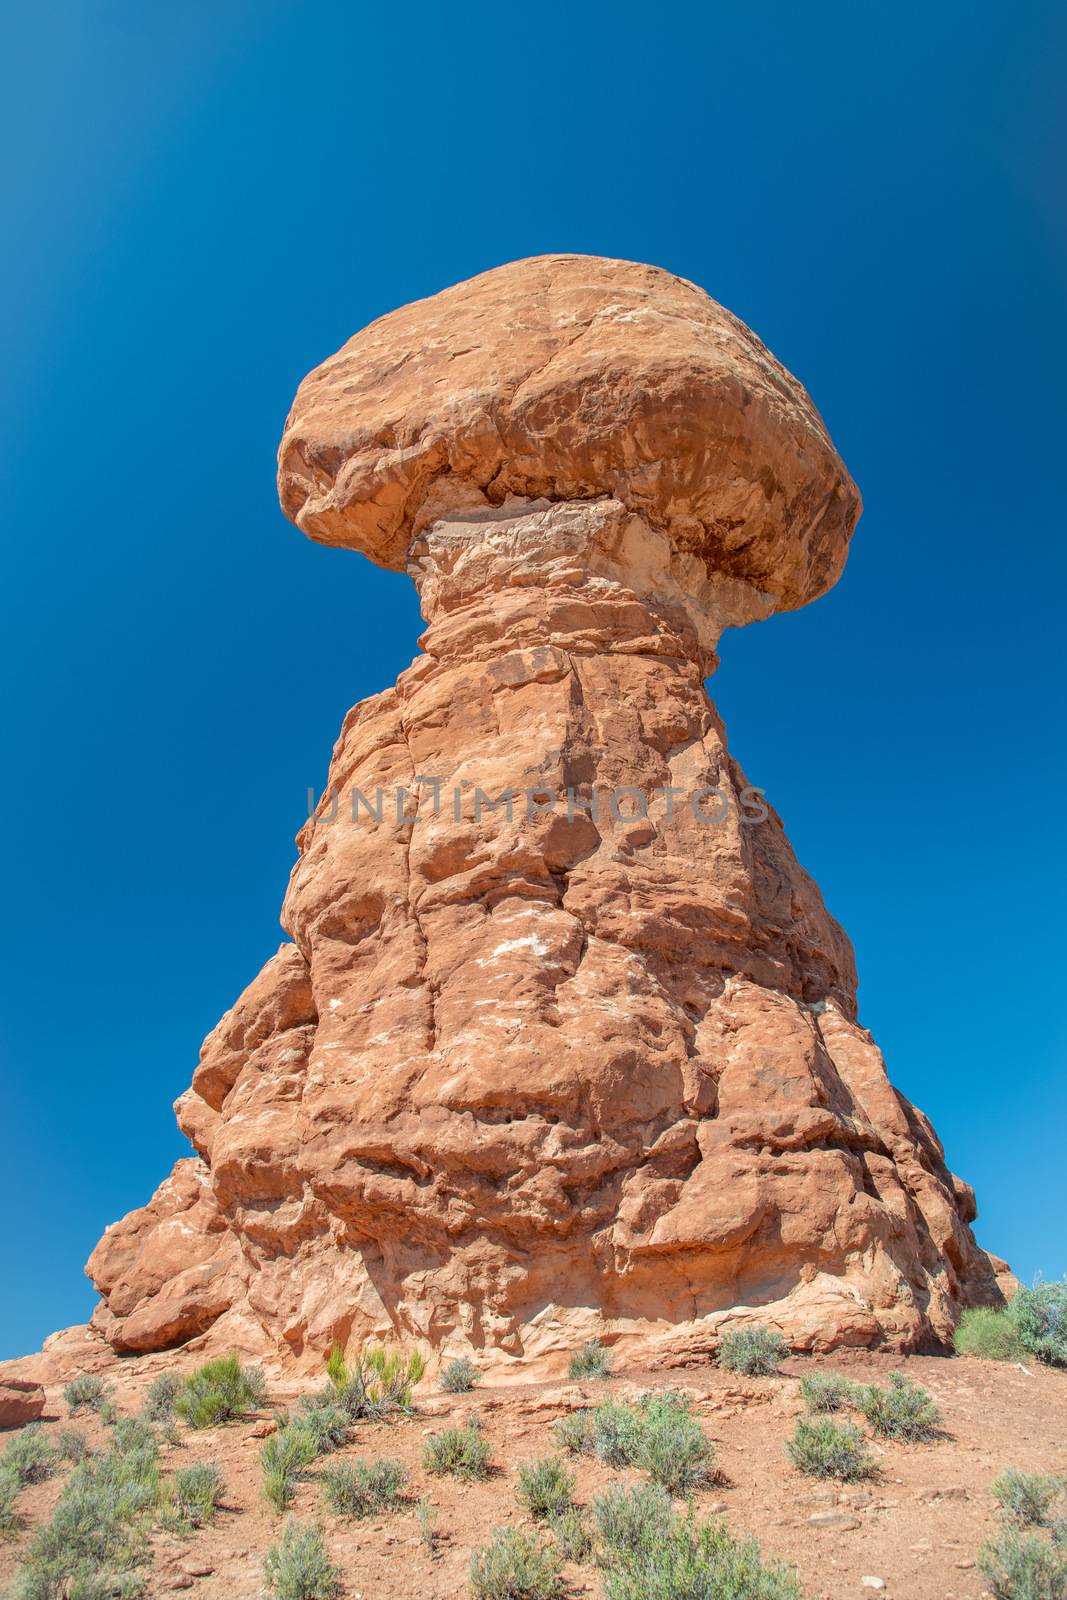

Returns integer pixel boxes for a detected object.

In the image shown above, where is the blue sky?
[1,0,1064,1360]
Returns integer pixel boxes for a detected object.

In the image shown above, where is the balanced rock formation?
[84,256,1003,1368]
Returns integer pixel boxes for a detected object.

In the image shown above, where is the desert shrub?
[553,1411,595,1455]
[787,1417,875,1481]
[602,1512,802,1600]
[142,1373,182,1421]
[7,1430,161,1599]
[262,1423,319,1513]
[54,1429,89,1464]
[293,1401,349,1456]
[440,1357,479,1394]
[587,1400,641,1468]
[593,1482,673,1561]
[416,1496,439,1555]
[568,1341,613,1381]
[110,1419,158,1458]
[799,1372,857,1413]
[321,1457,408,1519]
[993,1470,1064,1528]
[2,1424,55,1485]
[630,1392,716,1496]
[716,1327,788,1377]
[423,1416,492,1481]
[1010,1278,1067,1369]
[173,1355,266,1429]
[860,1371,940,1442]
[978,1526,1067,1600]
[517,1457,575,1521]
[263,1518,341,1600]
[63,1375,111,1416]
[171,1462,224,1529]
[549,1504,594,1564]
[469,1525,564,1600]
[0,1466,21,1539]
[954,1307,1026,1362]
[322,1342,425,1420]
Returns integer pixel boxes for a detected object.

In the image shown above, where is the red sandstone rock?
[37,257,1005,1372]
[0,1378,45,1428]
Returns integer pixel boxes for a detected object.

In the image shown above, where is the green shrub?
[549,1504,594,1564]
[469,1525,564,1600]
[799,1372,856,1413]
[954,1307,1026,1361]
[787,1417,875,1481]
[553,1411,595,1456]
[293,1401,349,1456]
[321,1457,409,1519]
[517,1457,575,1520]
[171,1462,225,1528]
[860,1371,940,1442]
[263,1518,341,1600]
[423,1417,492,1481]
[568,1341,613,1381]
[8,1429,161,1599]
[630,1393,716,1496]
[993,1470,1064,1528]
[593,1482,673,1560]
[602,1512,802,1600]
[416,1497,439,1556]
[322,1342,425,1420]
[142,1373,182,1421]
[2,1424,55,1485]
[978,1526,1067,1600]
[63,1375,111,1416]
[716,1327,787,1377]
[173,1355,266,1429]
[54,1429,89,1464]
[440,1357,479,1394]
[261,1424,319,1513]
[1010,1278,1067,1369]
[111,1418,158,1458]
[587,1400,641,1468]
[0,1466,21,1539]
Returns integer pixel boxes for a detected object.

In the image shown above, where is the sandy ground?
[3,1351,1066,1599]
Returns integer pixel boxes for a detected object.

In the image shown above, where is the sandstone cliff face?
[84,257,1002,1368]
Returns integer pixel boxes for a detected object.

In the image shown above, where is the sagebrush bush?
[323,1342,425,1420]
[631,1393,716,1496]
[7,1428,161,1599]
[174,1355,266,1428]
[716,1327,788,1377]
[469,1525,564,1600]
[261,1424,319,1513]
[593,1481,673,1560]
[1010,1278,1067,1369]
[799,1372,856,1413]
[322,1458,408,1519]
[787,1417,875,1481]
[54,1429,89,1464]
[142,1373,182,1421]
[993,1470,1063,1528]
[2,1424,55,1486]
[517,1457,575,1520]
[440,1356,479,1394]
[0,1466,21,1540]
[111,1418,158,1458]
[602,1512,802,1600]
[63,1375,110,1416]
[553,1411,595,1456]
[294,1401,349,1456]
[568,1341,613,1381]
[416,1496,439,1555]
[423,1417,492,1481]
[860,1371,940,1442]
[263,1518,341,1600]
[171,1462,225,1529]
[549,1504,594,1564]
[978,1526,1067,1600]
[953,1307,1026,1362]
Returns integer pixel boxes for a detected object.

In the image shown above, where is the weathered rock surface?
[0,1377,45,1428]
[45,256,1005,1371]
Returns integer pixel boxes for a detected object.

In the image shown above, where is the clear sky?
[1,0,1064,1361]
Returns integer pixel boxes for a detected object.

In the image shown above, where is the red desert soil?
[2,1352,1065,1600]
